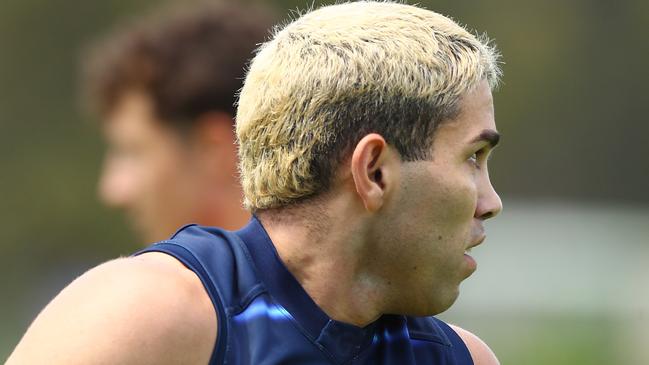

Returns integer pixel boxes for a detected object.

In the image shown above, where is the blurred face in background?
[99,91,247,243]
[99,91,196,242]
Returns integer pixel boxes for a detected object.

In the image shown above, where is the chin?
[430,287,461,315]
[408,288,460,317]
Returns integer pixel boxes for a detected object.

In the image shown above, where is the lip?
[467,234,486,250]
[463,234,484,274]
[463,253,477,272]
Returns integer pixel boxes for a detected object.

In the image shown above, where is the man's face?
[99,92,199,243]
[380,80,502,315]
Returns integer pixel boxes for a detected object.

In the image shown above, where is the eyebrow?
[471,129,501,148]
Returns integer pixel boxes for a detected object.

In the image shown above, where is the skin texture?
[99,91,249,243]
[7,82,500,364]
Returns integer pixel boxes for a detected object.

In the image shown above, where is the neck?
[259,195,390,327]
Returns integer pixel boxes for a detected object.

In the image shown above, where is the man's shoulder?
[7,254,216,365]
[448,324,500,365]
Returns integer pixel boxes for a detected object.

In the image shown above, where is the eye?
[468,149,486,169]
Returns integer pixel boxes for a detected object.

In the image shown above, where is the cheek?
[386,164,478,250]
[145,143,189,190]
[439,178,477,223]
[415,170,477,227]
[407,172,478,263]
[142,150,203,221]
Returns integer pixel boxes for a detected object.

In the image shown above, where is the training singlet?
[135,217,473,365]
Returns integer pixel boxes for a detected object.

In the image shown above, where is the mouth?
[462,233,485,273]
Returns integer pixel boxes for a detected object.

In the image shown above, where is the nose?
[98,157,137,208]
[475,174,502,220]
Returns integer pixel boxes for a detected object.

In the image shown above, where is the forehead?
[103,91,186,146]
[433,81,496,147]
[105,92,156,135]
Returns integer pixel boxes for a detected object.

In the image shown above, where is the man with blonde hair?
[8,2,503,364]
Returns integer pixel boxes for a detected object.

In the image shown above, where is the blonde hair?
[236,1,501,211]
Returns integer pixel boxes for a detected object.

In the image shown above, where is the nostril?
[479,211,494,220]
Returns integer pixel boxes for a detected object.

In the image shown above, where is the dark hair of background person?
[81,0,274,128]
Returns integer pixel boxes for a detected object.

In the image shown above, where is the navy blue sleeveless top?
[135,217,473,365]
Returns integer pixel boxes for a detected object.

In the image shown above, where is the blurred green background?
[1,0,647,363]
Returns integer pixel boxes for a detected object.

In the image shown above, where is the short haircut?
[237,1,501,211]
[82,1,274,128]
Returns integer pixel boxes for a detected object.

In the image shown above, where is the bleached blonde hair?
[236,1,501,211]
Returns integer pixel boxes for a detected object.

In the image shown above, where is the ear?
[350,133,399,212]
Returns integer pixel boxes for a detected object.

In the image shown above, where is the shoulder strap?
[433,318,474,365]
[133,224,238,365]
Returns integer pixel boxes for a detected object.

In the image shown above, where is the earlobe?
[350,133,395,212]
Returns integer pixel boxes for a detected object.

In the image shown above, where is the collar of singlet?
[235,216,378,363]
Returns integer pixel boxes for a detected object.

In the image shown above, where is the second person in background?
[83,1,275,242]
